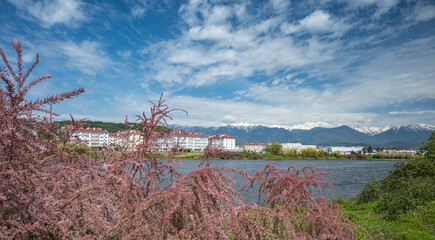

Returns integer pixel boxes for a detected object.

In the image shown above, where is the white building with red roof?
[243,143,267,153]
[161,131,209,152]
[60,127,109,148]
[209,133,236,151]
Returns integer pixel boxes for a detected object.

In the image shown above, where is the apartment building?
[60,127,109,148]
[61,127,236,152]
[160,131,209,152]
[322,146,364,154]
[209,133,236,151]
[114,130,143,149]
[243,143,267,153]
[282,142,317,151]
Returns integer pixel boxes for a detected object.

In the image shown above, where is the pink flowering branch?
[0,41,374,239]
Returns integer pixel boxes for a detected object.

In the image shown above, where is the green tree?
[367,145,373,153]
[301,148,319,158]
[265,142,282,155]
[420,131,435,160]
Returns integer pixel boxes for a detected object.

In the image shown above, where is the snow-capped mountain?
[403,123,435,131]
[353,126,393,136]
[227,122,337,131]
[168,123,434,148]
[352,124,435,136]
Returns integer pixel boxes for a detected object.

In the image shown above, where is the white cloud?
[300,10,333,33]
[236,36,435,117]
[130,0,435,127]
[132,7,147,18]
[413,2,435,22]
[144,16,336,88]
[340,0,399,18]
[117,50,132,59]
[8,0,87,28]
[270,0,290,14]
[281,10,350,35]
[161,95,380,127]
[59,40,113,75]
[141,1,352,88]
[389,110,435,115]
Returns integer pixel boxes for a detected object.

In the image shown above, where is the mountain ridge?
[168,123,435,148]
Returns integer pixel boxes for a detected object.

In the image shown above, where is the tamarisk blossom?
[0,41,371,239]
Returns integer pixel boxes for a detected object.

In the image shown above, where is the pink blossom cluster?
[1,42,371,239]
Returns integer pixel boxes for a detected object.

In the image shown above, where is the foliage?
[355,132,435,221]
[339,199,433,239]
[0,42,368,239]
[299,148,318,158]
[61,142,91,155]
[373,152,413,160]
[264,142,283,155]
[420,131,435,160]
[56,120,171,134]
[335,132,435,239]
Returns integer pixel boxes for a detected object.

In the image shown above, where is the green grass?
[338,199,435,239]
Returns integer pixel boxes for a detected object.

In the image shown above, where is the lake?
[174,159,400,203]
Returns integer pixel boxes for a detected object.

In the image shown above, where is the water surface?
[174,159,399,202]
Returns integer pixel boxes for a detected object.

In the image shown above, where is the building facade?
[243,143,267,153]
[209,134,236,151]
[60,127,109,148]
[160,131,209,152]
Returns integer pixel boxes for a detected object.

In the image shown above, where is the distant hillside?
[56,120,133,133]
[56,120,171,133]
[291,126,373,146]
[173,125,299,143]
[372,124,435,148]
[169,124,434,148]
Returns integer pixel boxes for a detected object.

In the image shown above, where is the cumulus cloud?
[237,36,435,116]
[142,1,340,89]
[7,0,87,28]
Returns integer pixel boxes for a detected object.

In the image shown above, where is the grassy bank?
[338,199,434,239]
[334,133,435,239]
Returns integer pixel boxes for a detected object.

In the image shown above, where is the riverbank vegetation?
[337,132,435,239]
[170,147,413,160]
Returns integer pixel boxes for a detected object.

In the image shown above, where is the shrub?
[300,147,319,158]
[0,41,368,239]
[356,132,435,219]
[264,142,282,155]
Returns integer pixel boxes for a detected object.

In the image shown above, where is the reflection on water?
[174,159,399,202]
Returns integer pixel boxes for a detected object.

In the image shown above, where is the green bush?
[264,142,282,155]
[356,132,435,219]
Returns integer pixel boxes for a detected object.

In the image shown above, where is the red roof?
[169,130,207,137]
[209,133,235,139]
[60,127,108,133]
[244,143,267,146]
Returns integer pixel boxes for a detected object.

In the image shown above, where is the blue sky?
[1,0,434,128]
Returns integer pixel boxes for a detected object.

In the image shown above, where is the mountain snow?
[403,123,435,131]
[353,126,393,136]
[175,122,434,136]
[226,122,336,131]
[227,122,260,129]
[353,124,435,135]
